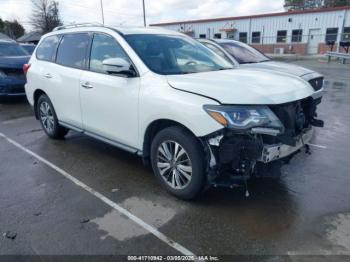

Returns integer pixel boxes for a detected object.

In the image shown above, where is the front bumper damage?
[202,96,323,187]
[260,128,313,163]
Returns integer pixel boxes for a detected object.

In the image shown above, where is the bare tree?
[30,0,62,33]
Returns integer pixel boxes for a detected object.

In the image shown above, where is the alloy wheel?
[39,101,54,133]
[157,140,193,190]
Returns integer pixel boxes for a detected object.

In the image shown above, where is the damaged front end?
[202,97,324,188]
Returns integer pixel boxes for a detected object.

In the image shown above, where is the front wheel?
[37,94,68,139]
[151,126,205,200]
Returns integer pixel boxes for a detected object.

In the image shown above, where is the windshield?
[219,41,270,64]
[21,45,36,54]
[0,43,29,57]
[125,34,234,75]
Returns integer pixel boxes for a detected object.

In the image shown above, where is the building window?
[239,32,248,43]
[252,32,261,44]
[214,33,221,39]
[342,27,350,41]
[199,34,206,39]
[325,28,338,42]
[292,29,303,42]
[277,30,287,43]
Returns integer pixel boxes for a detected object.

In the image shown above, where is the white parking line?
[0,132,195,257]
[307,143,327,149]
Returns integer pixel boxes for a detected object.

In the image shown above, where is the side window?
[56,33,90,69]
[36,35,60,62]
[343,27,350,41]
[326,28,338,42]
[239,32,248,43]
[277,30,287,43]
[292,29,303,43]
[203,42,231,63]
[214,33,222,39]
[252,32,261,44]
[89,33,129,74]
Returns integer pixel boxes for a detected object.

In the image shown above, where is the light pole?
[100,0,105,25]
[142,0,146,27]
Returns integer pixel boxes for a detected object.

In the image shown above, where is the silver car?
[198,38,324,99]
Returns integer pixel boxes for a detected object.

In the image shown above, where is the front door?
[308,29,322,54]
[80,33,140,148]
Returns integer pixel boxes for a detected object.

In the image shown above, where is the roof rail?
[53,22,104,31]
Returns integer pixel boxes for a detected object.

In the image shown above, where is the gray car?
[198,38,324,99]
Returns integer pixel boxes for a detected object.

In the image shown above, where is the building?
[151,6,350,55]
[17,31,43,45]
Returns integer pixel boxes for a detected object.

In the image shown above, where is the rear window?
[36,35,60,61]
[0,43,28,57]
[56,33,90,69]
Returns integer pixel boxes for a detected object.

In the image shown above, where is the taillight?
[23,64,31,75]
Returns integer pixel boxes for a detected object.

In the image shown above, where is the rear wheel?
[37,94,68,139]
[151,126,205,200]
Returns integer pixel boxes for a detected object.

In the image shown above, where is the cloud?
[0,0,285,31]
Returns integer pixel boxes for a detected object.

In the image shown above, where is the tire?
[37,94,68,139]
[151,126,205,200]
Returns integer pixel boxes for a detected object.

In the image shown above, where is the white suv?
[25,25,323,199]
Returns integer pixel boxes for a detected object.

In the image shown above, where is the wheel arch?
[33,89,47,120]
[142,119,201,165]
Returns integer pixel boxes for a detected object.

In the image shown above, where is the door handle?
[44,73,52,79]
[81,82,93,89]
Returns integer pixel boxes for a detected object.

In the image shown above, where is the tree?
[30,0,62,33]
[284,0,307,10]
[0,19,25,39]
[285,0,350,10]
[324,0,350,7]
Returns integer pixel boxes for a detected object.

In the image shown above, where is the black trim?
[58,120,142,155]
[167,82,222,105]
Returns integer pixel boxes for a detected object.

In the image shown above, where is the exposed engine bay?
[202,96,324,190]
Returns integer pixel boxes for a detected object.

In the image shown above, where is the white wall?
[160,9,350,45]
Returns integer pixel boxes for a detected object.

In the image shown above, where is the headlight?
[0,70,7,78]
[203,105,284,133]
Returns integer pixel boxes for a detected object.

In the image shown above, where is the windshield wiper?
[240,61,258,64]
[218,67,234,71]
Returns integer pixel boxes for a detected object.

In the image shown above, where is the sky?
[0,0,285,31]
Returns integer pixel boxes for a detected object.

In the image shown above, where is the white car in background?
[25,25,323,199]
[197,38,324,98]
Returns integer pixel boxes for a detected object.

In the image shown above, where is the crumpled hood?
[167,68,315,105]
[0,56,30,69]
[240,61,316,77]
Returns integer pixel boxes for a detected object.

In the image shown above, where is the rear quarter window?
[36,35,60,61]
[56,33,90,69]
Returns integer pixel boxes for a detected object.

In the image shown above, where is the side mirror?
[102,58,136,77]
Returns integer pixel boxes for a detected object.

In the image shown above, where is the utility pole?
[100,0,105,25]
[142,0,146,27]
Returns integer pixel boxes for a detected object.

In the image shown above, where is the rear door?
[28,35,61,105]
[52,33,91,128]
[80,33,140,148]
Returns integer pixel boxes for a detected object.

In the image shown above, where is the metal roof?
[0,32,12,41]
[17,31,42,42]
